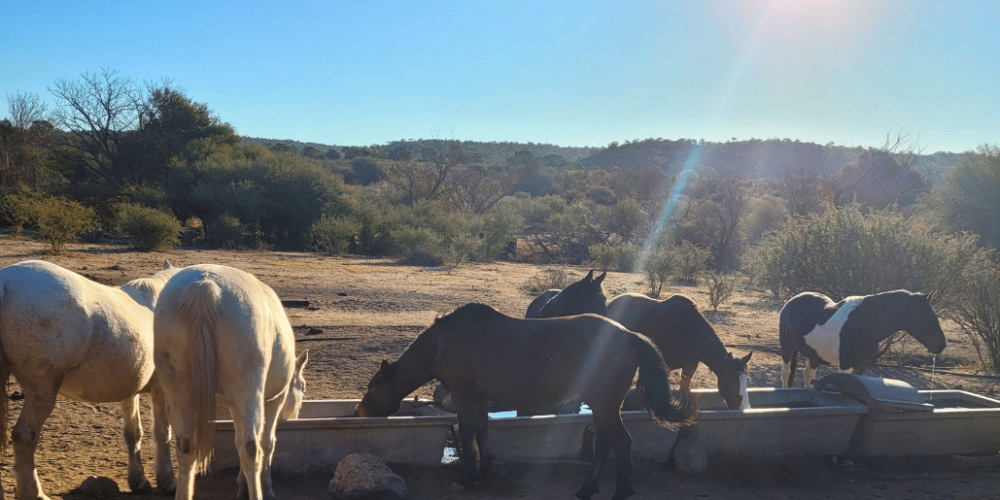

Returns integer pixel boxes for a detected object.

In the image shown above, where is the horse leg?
[608,415,635,500]
[257,394,284,500]
[149,383,177,493]
[802,358,818,388]
[679,365,696,400]
[576,411,614,500]
[121,394,153,492]
[473,396,493,483]
[234,399,266,500]
[781,350,797,387]
[452,394,478,488]
[11,384,59,500]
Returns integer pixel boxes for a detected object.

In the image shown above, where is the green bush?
[117,203,182,251]
[589,242,639,273]
[31,196,96,253]
[206,214,246,249]
[309,214,361,255]
[589,243,616,272]
[674,240,711,284]
[744,204,986,301]
[0,192,35,238]
[391,225,445,266]
[642,247,675,298]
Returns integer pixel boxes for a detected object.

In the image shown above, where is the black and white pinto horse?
[779,289,946,387]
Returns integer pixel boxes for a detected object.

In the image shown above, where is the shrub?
[705,271,737,312]
[527,267,572,293]
[744,204,984,301]
[953,260,1000,372]
[31,196,96,253]
[642,247,675,298]
[614,243,639,273]
[206,214,247,249]
[391,225,445,266]
[117,203,182,252]
[589,243,616,272]
[0,192,35,238]
[309,214,361,255]
[674,240,711,284]
[473,201,522,262]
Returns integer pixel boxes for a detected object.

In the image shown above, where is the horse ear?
[380,359,390,372]
[584,269,594,282]
[296,349,309,371]
[594,271,607,286]
[741,351,753,364]
[925,290,936,303]
[162,260,172,270]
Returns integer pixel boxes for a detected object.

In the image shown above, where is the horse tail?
[0,287,7,458]
[176,279,223,474]
[627,332,697,428]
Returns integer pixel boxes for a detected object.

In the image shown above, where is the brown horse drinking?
[608,293,753,410]
[355,303,695,500]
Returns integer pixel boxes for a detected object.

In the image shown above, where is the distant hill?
[243,136,965,182]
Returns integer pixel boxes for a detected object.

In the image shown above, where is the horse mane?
[435,303,502,326]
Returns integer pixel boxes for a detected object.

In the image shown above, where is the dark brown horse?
[355,303,695,500]
[526,270,608,318]
[608,293,753,410]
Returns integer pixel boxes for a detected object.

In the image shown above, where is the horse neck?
[391,329,440,397]
[694,329,732,374]
[120,270,177,310]
[855,293,912,343]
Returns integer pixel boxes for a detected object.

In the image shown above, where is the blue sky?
[2,0,997,153]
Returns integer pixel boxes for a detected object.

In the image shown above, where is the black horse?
[526,270,608,318]
[779,290,946,387]
[355,304,695,500]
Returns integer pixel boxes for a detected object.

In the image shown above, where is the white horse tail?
[177,279,223,473]
[0,286,7,458]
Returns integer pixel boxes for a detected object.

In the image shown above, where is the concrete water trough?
[211,399,456,473]
[486,387,869,462]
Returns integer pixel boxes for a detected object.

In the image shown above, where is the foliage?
[470,200,522,261]
[391,225,445,266]
[705,271,737,312]
[0,191,36,237]
[29,196,96,253]
[206,214,246,249]
[744,204,986,302]
[642,246,675,298]
[938,145,1000,250]
[589,242,639,273]
[116,203,182,251]
[308,214,361,255]
[953,259,1000,372]
[673,240,711,283]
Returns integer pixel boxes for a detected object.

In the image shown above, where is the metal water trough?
[211,400,456,473]
[486,387,869,462]
[813,374,1000,456]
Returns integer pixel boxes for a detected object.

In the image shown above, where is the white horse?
[154,264,308,500]
[0,260,181,500]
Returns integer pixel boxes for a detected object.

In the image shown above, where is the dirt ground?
[1,236,999,500]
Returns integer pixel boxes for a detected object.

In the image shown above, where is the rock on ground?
[329,452,407,500]
[72,475,121,496]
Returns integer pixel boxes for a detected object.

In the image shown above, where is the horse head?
[717,351,753,410]
[906,292,946,354]
[281,350,310,420]
[120,261,183,310]
[355,360,405,417]
[537,270,608,318]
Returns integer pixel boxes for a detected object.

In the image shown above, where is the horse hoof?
[130,478,153,493]
[611,488,636,500]
[575,486,597,500]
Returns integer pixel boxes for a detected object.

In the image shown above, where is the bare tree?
[49,69,150,186]
[7,91,48,129]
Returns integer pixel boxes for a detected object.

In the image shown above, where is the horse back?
[609,293,718,368]
[436,312,636,412]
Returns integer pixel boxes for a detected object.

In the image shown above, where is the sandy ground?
[1,236,999,500]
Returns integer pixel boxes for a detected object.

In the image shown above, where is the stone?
[72,476,120,496]
[329,453,407,500]
[673,425,708,476]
